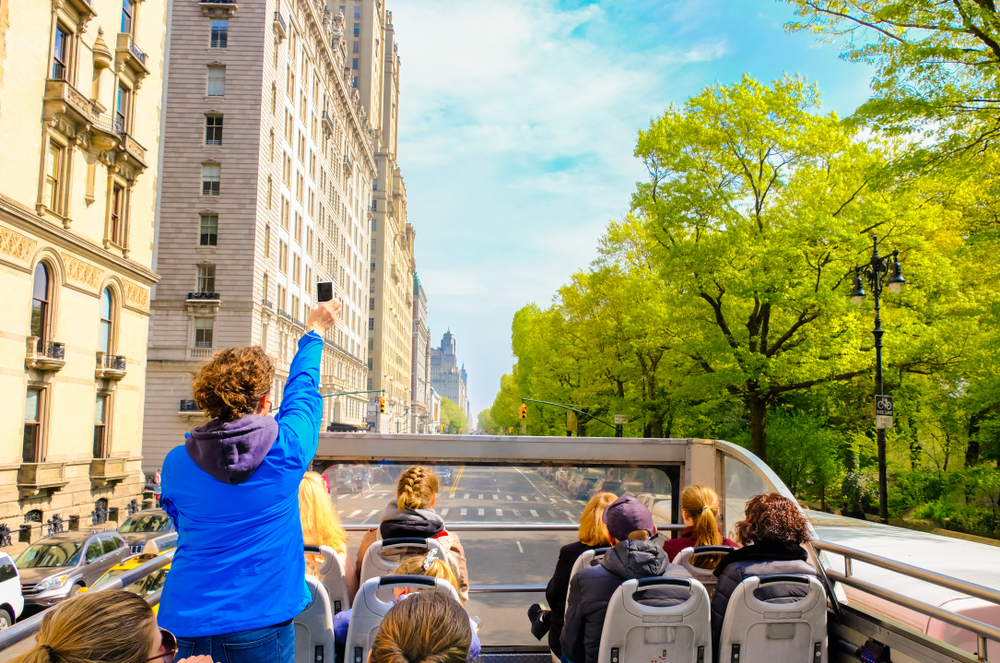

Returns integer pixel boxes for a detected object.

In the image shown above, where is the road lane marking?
[512,509,521,517]
[362,509,380,523]
[449,493,455,498]
[548,510,558,518]
[530,510,539,517]
[492,495,499,500]
[496,509,503,516]
[516,540,523,553]
[448,466,466,496]
[348,510,362,517]
[506,495,513,501]
[464,494,470,499]
[563,499,573,504]
[563,510,576,521]
[478,494,483,500]
[521,496,528,501]
[536,497,545,502]
[460,508,467,516]
[478,508,485,516]
[338,510,345,514]
[550,498,558,503]
[440,508,449,516]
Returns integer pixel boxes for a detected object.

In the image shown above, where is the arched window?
[31,263,51,344]
[99,288,113,354]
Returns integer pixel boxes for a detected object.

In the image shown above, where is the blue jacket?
[158,332,323,637]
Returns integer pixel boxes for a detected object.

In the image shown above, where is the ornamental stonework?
[123,279,149,311]
[0,226,36,263]
[62,253,103,288]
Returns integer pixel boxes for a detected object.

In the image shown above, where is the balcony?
[179,399,206,418]
[278,308,291,321]
[273,11,287,41]
[323,111,334,134]
[25,338,65,372]
[121,132,147,167]
[115,32,150,82]
[200,0,238,17]
[90,457,128,488]
[292,317,305,329]
[261,298,274,310]
[17,462,68,500]
[96,352,127,380]
[188,347,213,360]
[187,291,220,301]
[343,154,353,174]
[43,79,99,129]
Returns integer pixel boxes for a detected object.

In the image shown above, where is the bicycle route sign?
[875,395,894,430]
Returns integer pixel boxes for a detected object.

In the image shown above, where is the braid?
[397,466,439,511]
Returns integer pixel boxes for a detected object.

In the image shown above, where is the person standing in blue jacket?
[159,300,340,663]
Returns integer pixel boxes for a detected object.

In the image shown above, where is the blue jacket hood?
[186,414,279,485]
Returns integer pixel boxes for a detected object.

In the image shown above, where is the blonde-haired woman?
[355,465,470,603]
[662,484,738,569]
[528,491,617,660]
[371,590,473,663]
[299,471,358,599]
[10,589,211,663]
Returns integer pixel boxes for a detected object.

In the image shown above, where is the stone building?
[0,0,165,539]
[430,330,468,420]
[142,0,377,470]
[410,273,430,433]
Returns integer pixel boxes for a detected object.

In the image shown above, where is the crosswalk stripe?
[548,510,558,518]
[563,499,573,504]
[521,496,528,501]
[530,509,539,517]
[512,509,521,517]
[536,496,545,502]
[506,495,513,501]
[440,508,449,516]
[338,510,345,514]
[449,493,455,498]
[464,494,470,499]
[348,509,362,517]
[492,495,499,500]
[496,509,503,516]
[478,508,485,516]
[460,508,467,516]
[563,510,576,521]
[478,494,484,500]
[550,498,558,503]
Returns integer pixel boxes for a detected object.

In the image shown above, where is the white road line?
[464,493,470,499]
[478,508,485,516]
[478,494,484,500]
[440,508,449,516]
[548,510,558,518]
[338,510,345,514]
[506,495,513,501]
[516,540,523,553]
[348,509,362,517]
[563,510,576,521]
[521,496,528,501]
[550,498,558,503]
[512,509,521,517]
[449,493,455,498]
[362,509,380,523]
[536,496,545,502]
[530,510,539,517]
[460,508,467,516]
[563,499,573,504]
[496,508,503,516]
[492,495,499,500]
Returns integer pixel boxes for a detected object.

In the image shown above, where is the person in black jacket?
[527,492,617,659]
[561,495,691,663]
[711,493,817,660]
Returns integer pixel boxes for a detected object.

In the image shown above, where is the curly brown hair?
[734,493,812,546]
[192,346,274,422]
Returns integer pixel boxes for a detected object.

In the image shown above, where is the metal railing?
[814,539,1000,661]
[261,298,274,310]
[121,33,147,66]
[35,340,65,360]
[187,291,220,300]
[179,399,199,412]
[101,354,127,370]
[273,11,287,34]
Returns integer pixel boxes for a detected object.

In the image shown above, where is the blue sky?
[387,0,876,422]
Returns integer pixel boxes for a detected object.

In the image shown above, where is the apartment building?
[142,0,377,470]
[0,0,164,539]
[411,273,430,433]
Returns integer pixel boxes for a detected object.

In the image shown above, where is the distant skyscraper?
[411,274,430,433]
[430,330,468,424]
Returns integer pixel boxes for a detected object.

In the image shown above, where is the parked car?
[437,466,453,485]
[117,509,176,554]
[84,552,172,613]
[329,468,356,494]
[0,552,23,630]
[15,531,131,609]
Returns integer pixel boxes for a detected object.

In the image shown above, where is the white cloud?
[682,39,729,62]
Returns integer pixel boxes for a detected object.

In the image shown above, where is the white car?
[0,552,24,630]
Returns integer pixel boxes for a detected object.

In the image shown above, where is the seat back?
[306,544,352,614]
[565,547,611,610]
[673,546,737,599]
[294,574,337,663]
[718,574,827,663]
[597,577,711,663]
[358,537,450,589]
[344,575,461,663]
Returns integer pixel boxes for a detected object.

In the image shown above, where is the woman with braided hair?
[355,465,470,603]
[369,589,472,663]
[662,485,738,568]
[9,589,212,663]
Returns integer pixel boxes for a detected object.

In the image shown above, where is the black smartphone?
[317,281,334,302]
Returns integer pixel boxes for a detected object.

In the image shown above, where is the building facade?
[0,0,164,539]
[142,0,377,470]
[410,273,429,433]
[430,330,468,420]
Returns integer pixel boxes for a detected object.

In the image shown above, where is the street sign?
[614,414,628,424]
[566,411,577,432]
[875,395,894,430]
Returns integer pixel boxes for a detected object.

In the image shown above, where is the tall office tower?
[430,330,468,424]
[142,0,377,470]
[411,274,430,433]
[0,0,165,538]
[362,9,415,433]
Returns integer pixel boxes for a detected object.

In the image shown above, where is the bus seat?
[597,576,711,663]
[358,537,450,597]
[717,574,827,663]
[345,575,461,663]
[307,544,352,614]
[565,547,611,610]
[673,546,738,599]
[294,574,337,663]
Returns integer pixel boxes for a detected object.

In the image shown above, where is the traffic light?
[519,404,527,420]
[379,397,386,414]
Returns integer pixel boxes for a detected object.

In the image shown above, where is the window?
[279,240,287,272]
[354,22,360,37]
[352,76,358,88]
[368,317,374,330]
[52,24,69,80]
[195,318,214,348]
[31,264,51,343]
[85,539,102,561]
[305,265,312,289]
[99,288,113,354]
[354,6,360,18]
[262,272,269,301]
[281,197,290,228]
[285,110,293,141]
[23,388,42,462]
[121,0,135,34]
[264,223,270,258]
[296,173,303,202]
[352,58,358,70]
[197,264,216,293]
[205,115,223,144]
[210,19,228,48]
[109,184,125,244]
[45,142,64,213]
[208,65,226,96]
[291,294,300,318]
[278,284,287,310]
[294,213,302,243]
[101,537,120,555]
[369,297,374,310]
[202,164,220,195]
[271,83,277,114]
[353,41,359,53]
[283,155,292,185]
[292,254,300,284]
[199,214,218,246]
[267,176,273,208]
[269,130,275,161]
[306,227,313,255]
[116,83,131,133]
[93,395,107,458]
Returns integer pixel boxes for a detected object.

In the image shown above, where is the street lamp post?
[850,235,906,525]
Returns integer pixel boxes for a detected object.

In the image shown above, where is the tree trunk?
[747,393,768,463]
[649,418,663,438]
[967,409,985,467]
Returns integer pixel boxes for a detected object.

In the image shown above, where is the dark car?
[576,476,601,500]
[117,510,176,555]
[329,468,356,494]
[598,479,625,496]
[16,531,131,609]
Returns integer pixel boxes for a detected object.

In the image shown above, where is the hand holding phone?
[317,281,334,302]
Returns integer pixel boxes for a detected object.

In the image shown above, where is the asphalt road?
[332,465,674,648]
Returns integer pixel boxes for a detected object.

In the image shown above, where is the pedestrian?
[158,300,340,663]
[662,485,738,568]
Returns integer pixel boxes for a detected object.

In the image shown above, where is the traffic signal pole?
[519,398,621,437]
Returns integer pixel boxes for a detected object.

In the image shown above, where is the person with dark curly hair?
[710,493,817,660]
[158,300,340,663]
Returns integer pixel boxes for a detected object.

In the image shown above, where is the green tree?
[440,397,467,435]
[477,408,495,433]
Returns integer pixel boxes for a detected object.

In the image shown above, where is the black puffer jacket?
[561,539,692,663]
[710,541,817,661]
[545,541,607,659]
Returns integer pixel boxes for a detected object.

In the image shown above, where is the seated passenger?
[710,493,817,657]
[561,495,692,663]
[299,471,359,599]
[527,492,617,659]
[370,588,472,663]
[355,465,470,603]
[663,484,738,568]
[10,589,211,663]
[334,552,481,661]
